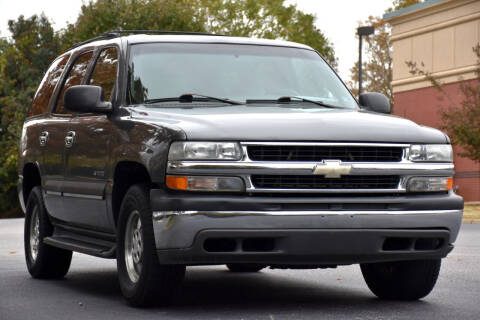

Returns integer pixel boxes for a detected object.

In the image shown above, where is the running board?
[44,236,116,258]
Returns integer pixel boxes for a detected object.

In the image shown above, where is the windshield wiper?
[246,96,346,109]
[144,93,244,105]
[276,96,346,109]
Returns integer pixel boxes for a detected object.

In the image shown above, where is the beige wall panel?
[454,20,479,67]
[392,70,477,93]
[433,27,455,72]
[388,0,480,93]
[392,0,480,36]
[412,33,433,71]
[392,38,412,80]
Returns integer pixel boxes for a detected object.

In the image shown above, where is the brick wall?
[394,79,480,201]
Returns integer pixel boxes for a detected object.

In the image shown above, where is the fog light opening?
[414,238,444,250]
[382,237,413,251]
[203,238,237,252]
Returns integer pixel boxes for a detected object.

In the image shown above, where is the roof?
[383,0,448,20]
[124,34,313,50]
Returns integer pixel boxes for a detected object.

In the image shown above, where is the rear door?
[43,50,94,223]
[63,46,119,231]
[28,54,70,216]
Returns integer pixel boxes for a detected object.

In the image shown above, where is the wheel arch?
[21,162,42,213]
[111,161,152,227]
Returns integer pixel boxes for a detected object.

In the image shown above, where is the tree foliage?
[0,0,336,218]
[60,0,336,67]
[349,16,392,106]
[0,15,62,217]
[407,45,480,162]
[349,0,422,109]
[60,0,206,49]
[195,0,336,67]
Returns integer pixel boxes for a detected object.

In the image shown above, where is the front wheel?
[361,259,441,300]
[117,184,185,307]
[24,186,72,278]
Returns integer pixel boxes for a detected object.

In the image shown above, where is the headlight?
[168,142,242,161]
[409,144,453,162]
[407,177,453,192]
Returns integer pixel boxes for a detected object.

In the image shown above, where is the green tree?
[194,0,336,67]
[62,0,336,67]
[60,0,206,49]
[0,14,62,217]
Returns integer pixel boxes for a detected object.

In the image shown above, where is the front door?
[63,113,111,230]
[62,46,119,231]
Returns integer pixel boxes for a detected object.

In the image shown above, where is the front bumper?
[151,189,463,265]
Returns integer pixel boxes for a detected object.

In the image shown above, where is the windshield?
[128,43,358,109]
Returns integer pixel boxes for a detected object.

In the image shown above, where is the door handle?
[39,131,49,147]
[65,131,76,148]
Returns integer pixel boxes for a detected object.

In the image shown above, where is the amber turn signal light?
[166,176,188,190]
[446,177,453,190]
[165,175,245,192]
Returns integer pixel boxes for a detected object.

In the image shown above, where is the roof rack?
[67,30,225,51]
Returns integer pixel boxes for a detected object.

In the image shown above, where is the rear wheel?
[361,259,441,300]
[226,263,266,273]
[24,186,72,278]
[117,184,185,307]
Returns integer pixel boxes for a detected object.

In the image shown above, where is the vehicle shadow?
[41,265,431,318]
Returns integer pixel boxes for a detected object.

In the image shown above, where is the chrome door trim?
[63,192,103,200]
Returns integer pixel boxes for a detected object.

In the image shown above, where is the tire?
[361,259,441,300]
[226,263,266,273]
[117,184,185,307]
[24,186,72,279]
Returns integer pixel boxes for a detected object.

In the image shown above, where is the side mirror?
[359,92,391,114]
[64,85,112,114]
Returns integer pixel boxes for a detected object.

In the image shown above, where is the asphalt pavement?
[1,218,479,320]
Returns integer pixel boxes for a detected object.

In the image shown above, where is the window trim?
[50,49,95,116]
[85,45,120,104]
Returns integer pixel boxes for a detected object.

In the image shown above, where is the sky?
[0,0,394,81]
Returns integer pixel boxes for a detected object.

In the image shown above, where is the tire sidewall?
[117,185,155,300]
[24,187,52,275]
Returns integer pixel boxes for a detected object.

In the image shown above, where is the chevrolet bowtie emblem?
[312,160,352,178]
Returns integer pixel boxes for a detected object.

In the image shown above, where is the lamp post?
[357,26,375,96]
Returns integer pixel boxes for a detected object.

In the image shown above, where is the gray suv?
[18,31,463,307]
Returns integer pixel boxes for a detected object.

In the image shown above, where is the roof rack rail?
[105,30,226,37]
[67,30,225,51]
[67,33,119,51]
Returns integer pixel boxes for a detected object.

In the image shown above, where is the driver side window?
[54,51,93,114]
[89,47,118,102]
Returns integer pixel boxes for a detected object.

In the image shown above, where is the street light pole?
[357,26,375,96]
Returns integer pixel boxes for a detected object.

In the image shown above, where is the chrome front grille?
[166,142,455,194]
[247,145,403,162]
[251,175,400,190]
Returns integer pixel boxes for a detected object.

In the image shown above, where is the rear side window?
[29,54,70,117]
[89,47,118,101]
[55,51,93,114]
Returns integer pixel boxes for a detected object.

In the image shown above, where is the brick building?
[384,0,480,201]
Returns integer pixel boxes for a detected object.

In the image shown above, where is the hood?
[129,104,448,144]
